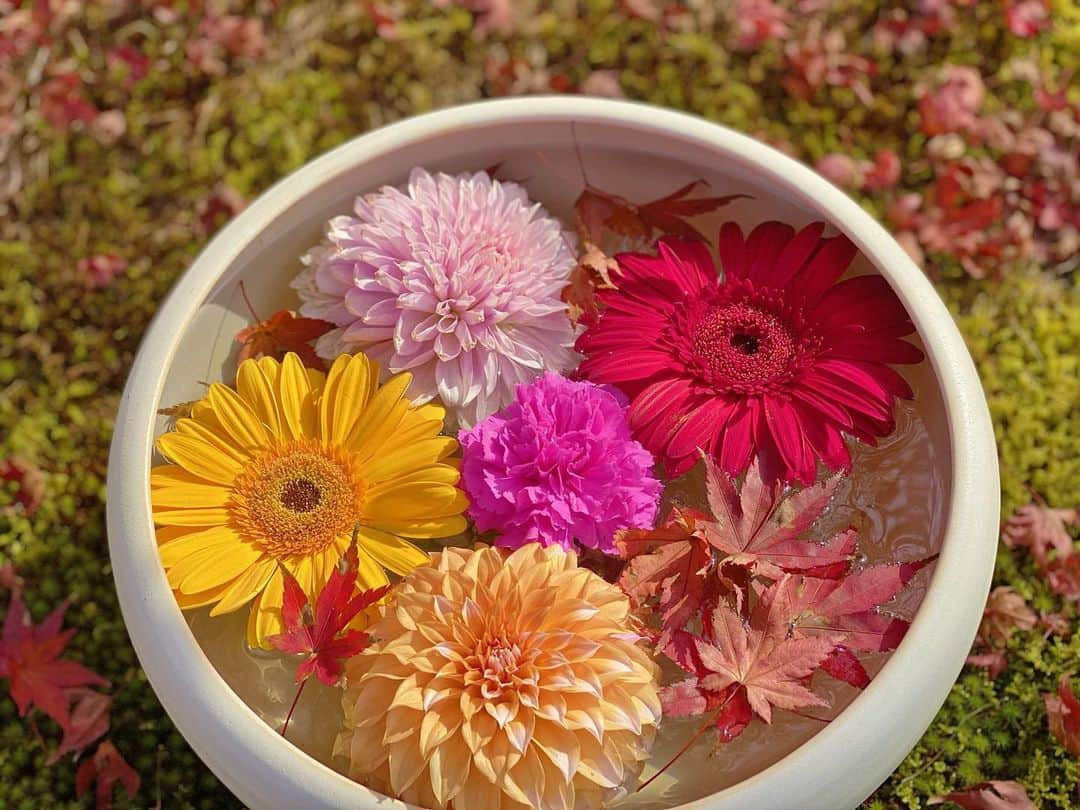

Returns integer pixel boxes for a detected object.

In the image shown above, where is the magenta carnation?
[576,222,924,485]
[459,372,661,554]
[292,168,579,427]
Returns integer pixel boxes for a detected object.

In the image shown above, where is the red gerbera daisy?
[576,221,924,484]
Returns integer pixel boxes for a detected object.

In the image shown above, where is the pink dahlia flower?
[459,372,661,554]
[292,168,579,427]
[576,222,924,485]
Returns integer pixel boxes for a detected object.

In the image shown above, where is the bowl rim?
[106,96,999,810]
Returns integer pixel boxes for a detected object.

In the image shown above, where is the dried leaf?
[75,740,140,810]
[46,687,111,765]
[966,650,1008,680]
[0,591,108,729]
[156,400,199,419]
[1002,502,1077,567]
[235,309,334,370]
[1044,674,1080,756]
[0,456,45,518]
[574,179,746,244]
[977,586,1037,648]
[563,242,620,322]
[928,780,1036,809]
[267,545,389,687]
[702,457,855,578]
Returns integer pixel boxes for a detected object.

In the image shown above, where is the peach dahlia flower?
[336,544,661,809]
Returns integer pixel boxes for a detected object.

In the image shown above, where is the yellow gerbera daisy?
[150,351,467,648]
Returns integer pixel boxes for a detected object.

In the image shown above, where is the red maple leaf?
[46,687,111,765]
[235,309,333,370]
[661,584,840,728]
[928,780,1036,810]
[766,559,935,655]
[267,545,389,687]
[701,457,855,579]
[75,740,140,810]
[575,179,746,243]
[616,508,715,647]
[1044,674,1080,757]
[0,591,107,729]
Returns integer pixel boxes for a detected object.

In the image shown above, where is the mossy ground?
[1,1,1077,807]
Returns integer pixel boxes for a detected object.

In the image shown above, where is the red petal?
[656,237,720,294]
[667,399,731,462]
[717,222,749,280]
[762,221,826,288]
[764,398,816,485]
[718,402,756,476]
[794,234,857,307]
[742,222,795,282]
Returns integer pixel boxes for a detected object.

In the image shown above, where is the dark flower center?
[689,301,805,394]
[280,478,321,513]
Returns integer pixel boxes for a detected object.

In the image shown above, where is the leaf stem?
[280,678,307,739]
[637,690,736,794]
[238,280,261,323]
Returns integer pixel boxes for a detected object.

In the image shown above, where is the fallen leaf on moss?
[46,687,111,765]
[1044,674,1080,756]
[1002,502,1077,567]
[977,586,1037,648]
[928,780,1036,809]
[0,457,45,518]
[75,740,140,810]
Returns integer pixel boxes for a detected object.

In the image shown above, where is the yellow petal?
[358,527,430,576]
[354,544,391,592]
[364,482,467,522]
[278,353,317,441]
[159,524,241,567]
[347,371,413,459]
[362,438,460,483]
[153,506,231,527]
[174,418,251,465]
[210,558,277,616]
[174,581,231,610]
[282,553,316,598]
[156,432,243,485]
[246,568,285,648]
[155,525,198,545]
[321,354,373,446]
[427,737,471,807]
[150,465,231,508]
[176,539,266,594]
[371,514,468,540]
[208,382,271,450]
[236,358,282,438]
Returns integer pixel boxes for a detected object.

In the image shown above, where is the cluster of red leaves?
[234,282,333,369]
[0,580,139,808]
[616,457,932,747]
[1043,675,1080,757]
[816,149,901,193]
[268,541,388,737]
[77,254,128,290]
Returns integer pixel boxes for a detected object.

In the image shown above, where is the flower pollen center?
[229,439,362,558]
[689,301,806,394]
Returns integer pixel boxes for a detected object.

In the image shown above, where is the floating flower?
[292,168,579,428]
[576,223,924,484]
[150,352,467,648]
[337,543,661,809]
[459,372,660,554]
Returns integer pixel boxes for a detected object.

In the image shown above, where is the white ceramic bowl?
[107,97,999,810]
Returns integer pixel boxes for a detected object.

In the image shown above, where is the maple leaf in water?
[46,687,111,765]
[616,508,715,647]
[0,591,107,729]
[235,309,333,370]
[75,740,140,810]
[701,456,855,579]
[928,780,1036,810]
[575,179,747,244]
[1044,674,1080,757]
[267,543,389,687]
[661,583,840,729]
